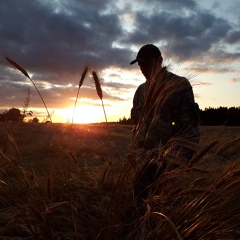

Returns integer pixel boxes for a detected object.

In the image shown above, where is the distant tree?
[200,107,240,126]
[118,116,132,125]
[32,117,39,123]
[1,108,24,122]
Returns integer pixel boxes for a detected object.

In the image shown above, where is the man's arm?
[178,87,200,143]
[131,84,145,125]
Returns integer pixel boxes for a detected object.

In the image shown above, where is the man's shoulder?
[137,82,146,88]
[135,82,146,93]
[166,70,191,88]
[166,70,189,81]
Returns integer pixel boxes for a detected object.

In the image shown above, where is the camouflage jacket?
[131,68,200,154]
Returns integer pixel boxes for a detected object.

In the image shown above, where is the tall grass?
[0,122,240,239]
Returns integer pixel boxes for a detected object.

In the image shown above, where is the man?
[130,44,200,204]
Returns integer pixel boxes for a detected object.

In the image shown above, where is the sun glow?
[58,106,106,124]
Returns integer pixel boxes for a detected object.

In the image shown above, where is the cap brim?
[130,58,148,65]
[130,59,137,65]
[130,57,149,65]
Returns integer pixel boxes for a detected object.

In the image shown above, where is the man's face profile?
[138,58,158,81]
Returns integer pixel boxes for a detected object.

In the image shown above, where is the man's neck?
[146,66,167,82]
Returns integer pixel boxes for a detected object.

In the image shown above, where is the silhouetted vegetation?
[118,116,132,125]
[0,108,24,122]
[0,107,33,122]
[30,117,39,123]
[118,107,240,126]
[200,107,240,126]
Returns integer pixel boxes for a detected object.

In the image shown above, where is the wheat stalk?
[5,57,52,123]
[71,66,88,125]
[216,137,240,156]
[152,211,183,240]
[92,70,110,136]
[188,140,218,167]
[92,70,103,100]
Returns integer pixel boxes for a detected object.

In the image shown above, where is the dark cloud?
[135,0,197,10]
[226,30,240,44]
[211,50,240,62]
[126,10,231,60]
[0,0,126,75]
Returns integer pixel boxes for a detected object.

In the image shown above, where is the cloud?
[125,9,231,60]
[192,81,213,87]
[210,50,240,63]
[0,0,127,76]
[229,78,240,83]
[103,81,136,89]
[226,30,240,44]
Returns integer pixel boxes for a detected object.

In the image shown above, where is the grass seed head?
[79,66,89,88]
[92,70,103,100]
[5,57,30,79]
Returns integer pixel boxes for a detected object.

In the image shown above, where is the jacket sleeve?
[167,87,200,163]
[131,84,144,125]
[178,87,200,143]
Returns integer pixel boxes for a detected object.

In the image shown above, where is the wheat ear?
[71,66,88,125]
[5,57,52,123]
[92,70,109,136]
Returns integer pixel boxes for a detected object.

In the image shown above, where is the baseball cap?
[130,44,161,65]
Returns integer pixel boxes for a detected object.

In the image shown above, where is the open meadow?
[0,122,240,239]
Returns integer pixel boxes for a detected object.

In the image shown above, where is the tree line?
[119,107,240,126]
[0,108,39,123]
[1,106,240,125]
[200,107,240,126]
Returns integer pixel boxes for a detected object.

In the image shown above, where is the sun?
[58,106,105,124]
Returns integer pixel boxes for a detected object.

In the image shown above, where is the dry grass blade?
[216,136,240,156]
[5,56,52,123]
[152,211,183,240]
[47,174,51,201]
[45,202,68,215]
[99,161,111,189]
[188,140,218,167]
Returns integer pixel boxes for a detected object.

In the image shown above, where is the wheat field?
[0,122,240,240]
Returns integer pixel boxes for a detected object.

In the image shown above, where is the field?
[0,122,240,239]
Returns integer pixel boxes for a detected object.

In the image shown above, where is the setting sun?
[58,106,106,124]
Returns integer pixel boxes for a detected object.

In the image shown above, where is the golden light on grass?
[0,123,239,239]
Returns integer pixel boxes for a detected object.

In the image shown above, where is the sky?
[0,0,240,123]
